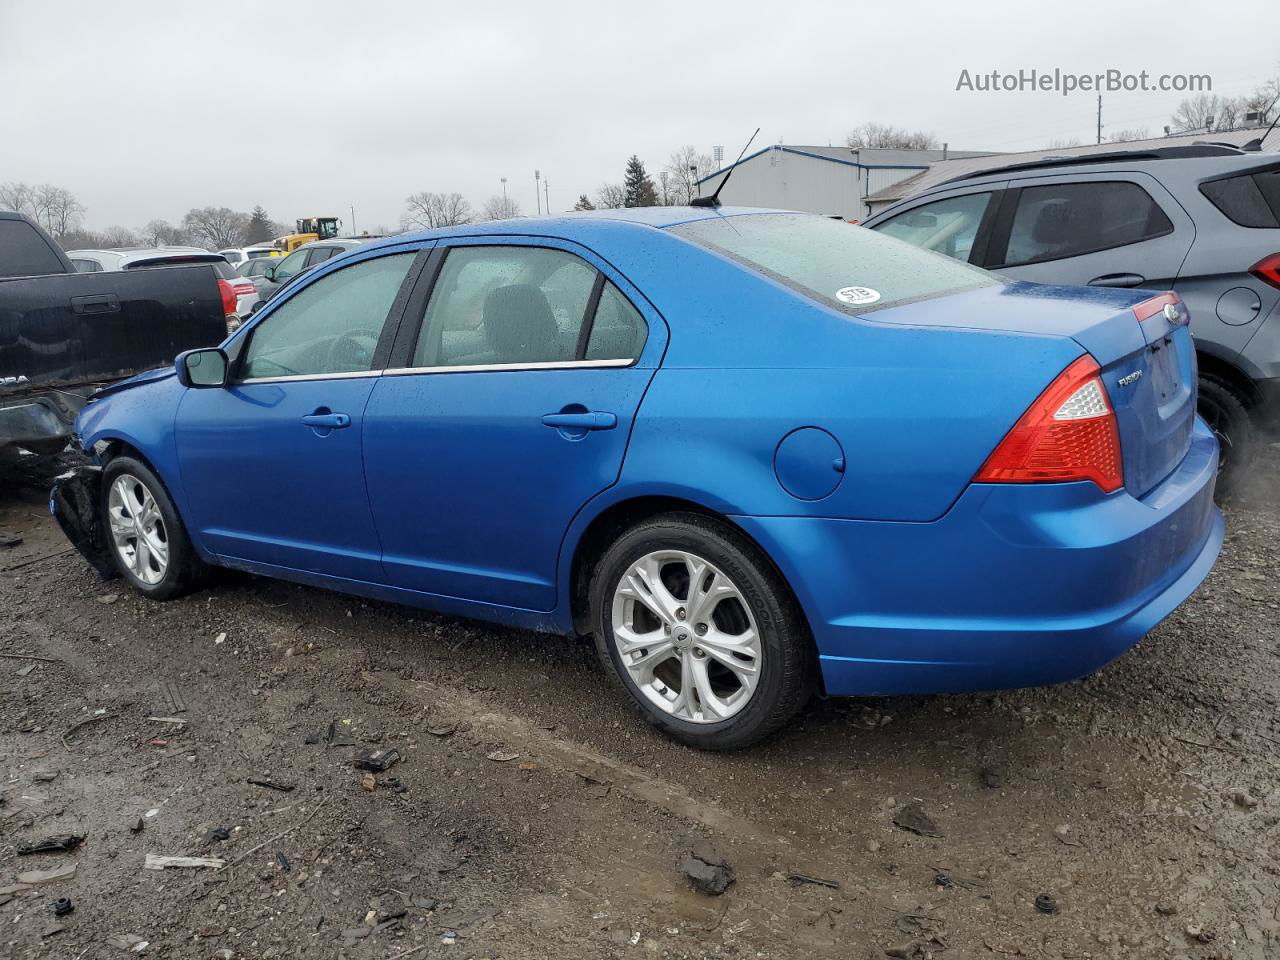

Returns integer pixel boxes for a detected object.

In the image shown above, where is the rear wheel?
[101,456,206,600]
[590,513,813,750]
[1197,373,1253,498]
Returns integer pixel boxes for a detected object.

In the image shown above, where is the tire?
[100,455,207,600]
[1198,373,1254,498]
[589,512,814,750]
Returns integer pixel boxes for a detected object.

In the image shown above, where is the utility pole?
[534,170,541,216]
[1097,95,1103,145]
[349,203,356,235]
[543,179,550,215]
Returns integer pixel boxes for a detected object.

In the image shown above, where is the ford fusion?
[54,208,1224,749]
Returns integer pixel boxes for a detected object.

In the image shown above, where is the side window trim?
[386,240,647,374]
[229,246,434,384]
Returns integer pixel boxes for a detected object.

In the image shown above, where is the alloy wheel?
[107,474,169,585]
[610,550,762,723]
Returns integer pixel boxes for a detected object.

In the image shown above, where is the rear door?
[174,246,427,579]
[983,173,1194,289]
[361,238,664,611]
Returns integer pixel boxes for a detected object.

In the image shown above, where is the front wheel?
[590,513,814,750]
[101,456,206,600]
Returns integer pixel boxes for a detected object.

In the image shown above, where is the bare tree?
[594,183,626,210]
[846,122,939,150]
[478,195,521,221]
[402,192,472,230]
[1108,127,1151,143]
[1171,93,1229,132]
[182,207,249,249]
[1044,137,1084,150]
[140,219,190,246]
[0,182,85,239]
[663,146,716,205]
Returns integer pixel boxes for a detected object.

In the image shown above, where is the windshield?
[668,213,996,312]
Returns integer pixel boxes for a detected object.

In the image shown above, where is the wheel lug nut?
[695,623,708,636]
[676,607,686,620]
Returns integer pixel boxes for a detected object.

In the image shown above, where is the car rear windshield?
[1200,166,1280,228]
[668,213,995,312]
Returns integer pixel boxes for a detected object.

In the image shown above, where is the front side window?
[413,246,601,368]
[240,252,415,379]
[670,212,994,312]
[875,192,992,263]
[1001,180,1174,267]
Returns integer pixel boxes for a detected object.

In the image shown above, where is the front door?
[175,248,423,580]
[362,240,662,611]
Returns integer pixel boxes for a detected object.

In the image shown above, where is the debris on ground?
[1035,893,1059,914]
[106,934,149,953]
[892,802,942,838]
[487,749,520,762]
[978,763,1007,789]
[246,777,295,792]
[17,834,84,855]
[17,863,77,885]
[32,770,58,782]
[0,532,23,547]
[1230,787,1259,809]
[16,663,36,677]
[884,936,947,958]
[127,817,144,834]
[52,897,74,916]
[681,843,735,896]
[786,871,840,889]
[203,827,230,844]
[354,747,402,772]
[143,854,225,870]
[361,772,377,792]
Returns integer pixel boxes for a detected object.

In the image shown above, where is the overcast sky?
[1,0,1275,234]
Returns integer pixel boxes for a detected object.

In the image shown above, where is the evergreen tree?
[246,205,275,243]
[622,156,658,208]
[572,194,596,211]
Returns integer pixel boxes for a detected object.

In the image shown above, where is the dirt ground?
[2,449,1279,960]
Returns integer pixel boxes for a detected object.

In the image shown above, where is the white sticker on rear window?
[835,285,881,305]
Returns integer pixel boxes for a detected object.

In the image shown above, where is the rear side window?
[669,213,994,312]
[1200,168,1280,228]
[874,191,993,263]
[72,258,101,273]
[0,219,67,278]
[1001,181,1174,267]
[586,281,647,361]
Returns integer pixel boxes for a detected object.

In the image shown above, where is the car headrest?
[482,284,558,362]
[1031,200,1073,246]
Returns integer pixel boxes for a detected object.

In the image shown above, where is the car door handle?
[541,411,617,431]
[1088,273,1146,288]
[300,412,351,429]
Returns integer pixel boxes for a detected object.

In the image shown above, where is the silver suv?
[863,145,1280,490]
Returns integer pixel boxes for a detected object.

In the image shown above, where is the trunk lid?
[865,281,1197,497]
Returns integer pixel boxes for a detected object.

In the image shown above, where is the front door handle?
[1089,273,1146,288]
[541,411,617,431]
[300,412,351,429]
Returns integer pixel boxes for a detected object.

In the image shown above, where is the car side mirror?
[176,348,229,388]
[265,263,278,281]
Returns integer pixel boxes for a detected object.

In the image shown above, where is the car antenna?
[1244,90,1280,152]
[690,127,760,207]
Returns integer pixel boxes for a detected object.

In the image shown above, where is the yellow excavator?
[274,216,342,254]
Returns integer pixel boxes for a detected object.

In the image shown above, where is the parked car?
[53,208,1222,749]
[862,145,1280,490]
[66,246,258,320]
[250,238,368,308]
[218,246,281,266]
[0,212,228,457]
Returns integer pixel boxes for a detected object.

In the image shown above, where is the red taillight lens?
[1132,291,1180,323]
[232,281,255,297]
[216,278,238,315]
[974,355,1123,493]
[1249,253,1280,290]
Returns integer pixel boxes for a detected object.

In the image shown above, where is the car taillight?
[1249,253,1280,290]
[232,280,255,297]
[216,278,238,315]
[974,354,1123,493]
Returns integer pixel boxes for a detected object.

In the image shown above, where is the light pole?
[500,177,507,202]
[534,170,541,216]
[544,179,550,215]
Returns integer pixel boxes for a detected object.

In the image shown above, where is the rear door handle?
[71,294,121,315]
[1088,273,1146,288]
[541,411,617,431]
[300,412,351,429]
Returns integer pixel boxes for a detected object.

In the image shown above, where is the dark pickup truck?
[0,211,230,457]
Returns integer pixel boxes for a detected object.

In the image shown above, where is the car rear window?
[0,219,68,278]
[1200,167,1280,228]
[668,213,994,312]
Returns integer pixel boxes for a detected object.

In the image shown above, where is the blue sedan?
[55,207,1224,749]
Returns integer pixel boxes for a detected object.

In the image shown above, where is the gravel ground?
[1,448,1278,960]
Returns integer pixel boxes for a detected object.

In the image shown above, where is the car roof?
[357,206,791,254]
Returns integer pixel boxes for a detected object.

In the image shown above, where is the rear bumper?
[0,391,90,453]
[734,419,1223,696]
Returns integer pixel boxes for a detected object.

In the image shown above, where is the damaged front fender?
[49,465,118,580]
